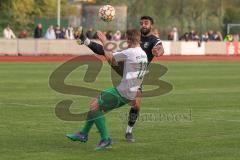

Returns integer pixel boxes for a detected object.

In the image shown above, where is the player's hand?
[152,44,164,57]
[90,98,99,111]
[97,31,107,45]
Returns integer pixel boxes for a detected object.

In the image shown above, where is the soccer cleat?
[125,132,135,142]
[76,39,82,45]
[95,138,112,151]
[66,132,88,142]
[76,29,86,45]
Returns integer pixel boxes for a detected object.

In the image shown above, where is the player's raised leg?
[77,31,105,55]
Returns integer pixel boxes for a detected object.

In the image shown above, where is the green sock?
[94,110,109,140]
[80,111,95,134]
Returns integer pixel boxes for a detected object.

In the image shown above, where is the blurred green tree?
[0,0,239,38]
[0,0,76,36]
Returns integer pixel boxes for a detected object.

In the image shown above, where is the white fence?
[0,39,239,56]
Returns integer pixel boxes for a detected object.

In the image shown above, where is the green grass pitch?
[0,61,240,160]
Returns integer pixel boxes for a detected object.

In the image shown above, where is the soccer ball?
[98,5,115,22]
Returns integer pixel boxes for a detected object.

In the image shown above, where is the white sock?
[84,38,90,46]
[126,125,133,133]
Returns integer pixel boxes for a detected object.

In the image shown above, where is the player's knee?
[131,98,141,109]
[131,101,140,109]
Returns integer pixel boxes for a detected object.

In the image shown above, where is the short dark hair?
[126,28,141,45]
[140,16,154,24]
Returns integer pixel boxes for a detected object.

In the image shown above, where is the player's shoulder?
[149,34,161,42]
[124,47,144,56]
[127,47,147,61]
[122,47,134,54]
[141,34,161,44]
[123,47,141,52]
[129,46,145,52]
[135,47,147,57]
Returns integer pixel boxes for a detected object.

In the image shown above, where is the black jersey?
[140,34,162,62]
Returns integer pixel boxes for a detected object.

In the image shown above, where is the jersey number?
[137,62,148,79]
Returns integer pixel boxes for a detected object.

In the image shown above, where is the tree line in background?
[0,0,239,38]
[0,0,76,35]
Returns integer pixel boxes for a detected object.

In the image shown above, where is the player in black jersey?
[78,16,164,142]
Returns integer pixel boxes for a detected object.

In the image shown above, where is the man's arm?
[152,43,164,57]
[97,31,118,66]
[152,37,164,57]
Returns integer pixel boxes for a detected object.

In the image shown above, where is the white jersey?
[113,47,148,100]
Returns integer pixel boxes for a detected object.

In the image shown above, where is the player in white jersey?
[66,29,148,150]
[114,47,148,100]
[78,16,164,142]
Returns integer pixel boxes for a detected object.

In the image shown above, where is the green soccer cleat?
[66,132,88,142]
[95,138,112,151]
